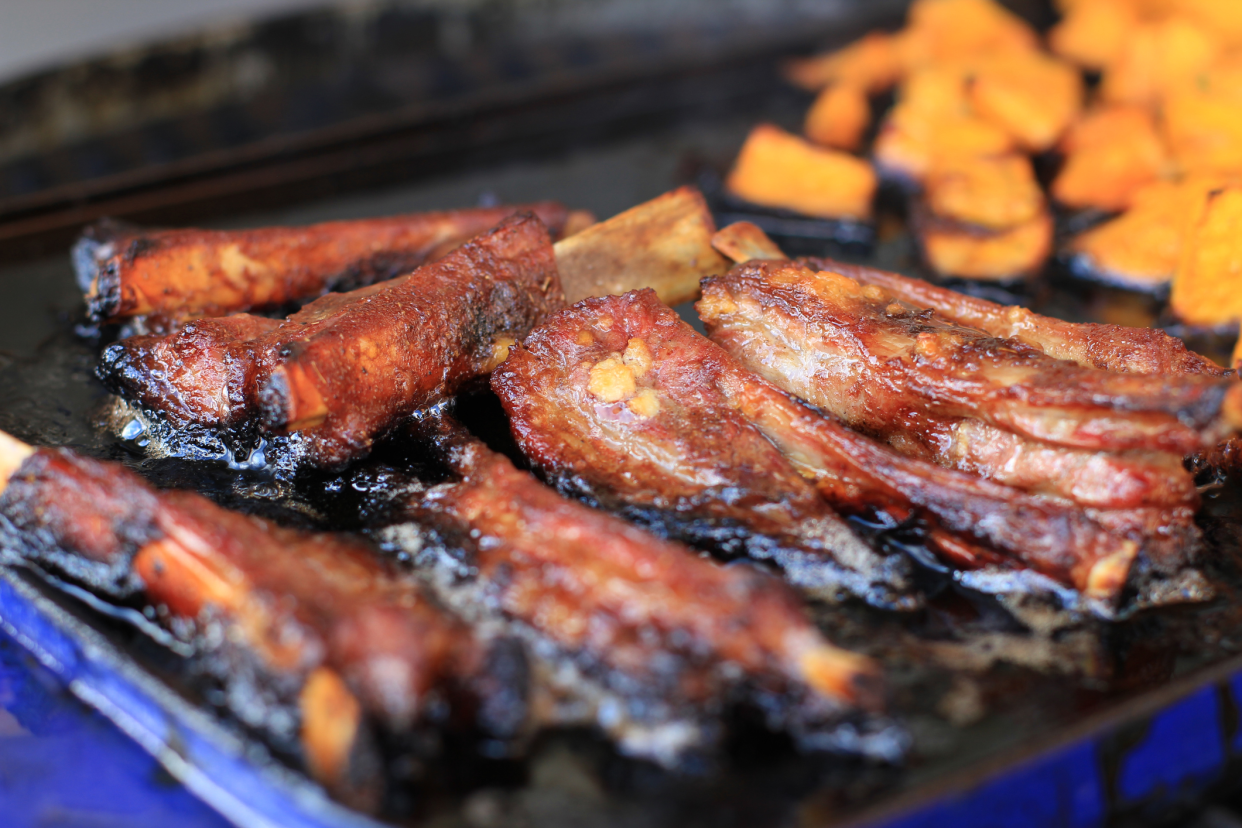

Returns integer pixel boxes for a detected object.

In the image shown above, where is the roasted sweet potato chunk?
[1100,18,1220,107]
[784,31,902,93]
[967,52,1084,151]
[919,211,1053,281]
[1067,177,1230,289]
[924,154,1043,230]
[804,83,871,151]
[726,124,876,220]
[899,0,1039,65]
[1163,90,1242,177]
[1052,105,1167,211]
[1171,186,1242,327]
[873,70,1015,183]
[1049,0,1138,70]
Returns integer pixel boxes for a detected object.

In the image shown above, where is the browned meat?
[99,314,282,429]
[491,295,915,609]
[806,255,1228,377]
[385,420,882,761]
[495,289,1172,611]
[0,441,514,810]
[706,225,1218,508]
[99,213,564,467]
[75,204,574,327]
[698,260,1230,460]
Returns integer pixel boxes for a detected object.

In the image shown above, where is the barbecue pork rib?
[699,259,1230,456]
[373,418,885,764]
[490,293,915,610]
[710,223,1227,509]
[99,212,564,467]
[493,289,1170,611]
[0,434,516,812]
[76,203,576,328]
[808,255,1227,377]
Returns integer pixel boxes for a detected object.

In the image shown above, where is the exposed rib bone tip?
[0,431,34,488]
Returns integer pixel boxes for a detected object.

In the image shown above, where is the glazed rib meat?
[99,213,564,467]
[75,203,575,328]
[699,260,1230,456]
[493,289,1157,609]
[806,255,1228,377]
[694,253,1225,515]
[491,294,915,609]
[0,434,513,811]
[708,224,1222,513]
[379,419,884,763]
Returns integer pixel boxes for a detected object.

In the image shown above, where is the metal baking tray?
[3,2,1242,826]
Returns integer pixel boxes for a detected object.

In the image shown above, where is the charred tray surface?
[3,2,1242,828]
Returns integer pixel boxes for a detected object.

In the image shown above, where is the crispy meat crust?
[491,293,913,608]
[99,214,564,467]
[497,289,1167,605]
[76,204,571,325]
[805,256,1227,376]
[701,260,1229,456]
[0,448,506,809]
[697,261,1199,510]
[406,423,879,713]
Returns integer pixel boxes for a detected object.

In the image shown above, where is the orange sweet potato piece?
[1163,90,1242,176]
[924,154,1044,230]
[1170,186,1242,327]
[1050,0,1139,70]
[726,124,877,220]
[899,0,1040,66]
[874,106,1015,184]
[968,53,1084,151]
[872,68,1016,183]
[1066,177,1228,289]
[920,211,1053,281]
[1052,106,1167,211]
[785,32,903,94]
[1100,18,1220,107]
[804,83,872,151]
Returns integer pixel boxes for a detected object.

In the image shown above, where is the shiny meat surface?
[0,447,507,810]
[76,204,571,327]
[496,289,1170,610]
[383,422,884,762]
[699,260,1230,456]
[491,292,914,609]
[806,256,1228,376]
[99,213,564,467]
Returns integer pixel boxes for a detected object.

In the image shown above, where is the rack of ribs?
[75,203,581,330]
[493,288,1188,613]
[372,418,886,764]
[0,432,510,812]
[97,188,728,470]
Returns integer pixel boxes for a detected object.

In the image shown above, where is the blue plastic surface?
[0,630,232,828]
[0,565,384,828]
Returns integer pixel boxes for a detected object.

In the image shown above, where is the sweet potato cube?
[901,0,1040,65]
[924,154,1044,229]
[1100,18,1220,107]
[804,83,872,151]
[920,211,1053,281]
[785,32,903,94]
[1050,0,1138,70]
[1163,91,1242,176]
[1171,186,1242,326]
[968,53,1084,151]
[1052,106,1167,211]
[726,124,877,220]
[1066,178,1224,289]
[874,105,1015,183]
